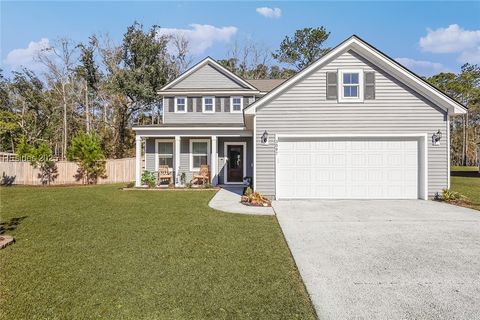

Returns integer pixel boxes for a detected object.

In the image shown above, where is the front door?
[226,144,244,183]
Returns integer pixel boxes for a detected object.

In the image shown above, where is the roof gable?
[160,57,257,91]
[245,36,467,115]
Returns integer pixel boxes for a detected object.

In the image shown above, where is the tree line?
[0,23,478,166]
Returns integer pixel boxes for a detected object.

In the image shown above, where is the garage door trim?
[274,133,428,200]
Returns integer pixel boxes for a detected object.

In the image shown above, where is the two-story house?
[133,35,467,200]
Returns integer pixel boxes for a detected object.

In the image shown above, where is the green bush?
[67,132,106,184]
[141,171,156,188]
[441,189,467,203]
[126,181,135,188]
[17,137,58,185]
[244,186,253,196]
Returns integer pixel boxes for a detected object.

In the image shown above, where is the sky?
[1,1,480,77]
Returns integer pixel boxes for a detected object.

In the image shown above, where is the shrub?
[180,172,186,186]
[203,182,213,189]
[67,132,106,184]
[141,171,156,188]
[241,191,271,207]
[185,182,192,189]
[126,181,135,188]
[244,186,253,196]
[17,137,58,185]
[441,189,468,204]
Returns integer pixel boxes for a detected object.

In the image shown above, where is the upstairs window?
[338,69,364,102]
[202,96,215,113]
[175,97,187,112]
[230,96,243,113]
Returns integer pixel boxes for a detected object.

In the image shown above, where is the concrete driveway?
[273,200,480,320]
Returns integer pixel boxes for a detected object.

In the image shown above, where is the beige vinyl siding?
[255,50,448,198]
[164,96,254,124]
[169,64,247,90]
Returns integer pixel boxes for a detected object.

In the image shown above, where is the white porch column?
[135,135,142,187]
[174,136,181,186]
[211,136,218,185]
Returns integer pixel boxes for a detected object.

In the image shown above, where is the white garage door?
[276,138,419,199]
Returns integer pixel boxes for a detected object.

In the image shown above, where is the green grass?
[451,166,480,210]
[0,185,316,320]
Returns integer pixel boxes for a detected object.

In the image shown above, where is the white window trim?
[338,69,364,103]
[174,96,187,113]
[202,96,215,113]
[155,139,175,172]
[189,138,211,171]
[230,96,243,113]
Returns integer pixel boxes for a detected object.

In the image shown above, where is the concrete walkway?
[274,200,480,320]
[208,186,275,215]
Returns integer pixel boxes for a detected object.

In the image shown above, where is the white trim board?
[224,142,247,184]
[244,36,466,115]
[274,133,428,200]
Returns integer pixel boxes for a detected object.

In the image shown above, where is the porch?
[134,126,253,187]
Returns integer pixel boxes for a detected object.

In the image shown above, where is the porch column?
[174,136,181,187]
[211,135,218,185]
[135,135,142,187]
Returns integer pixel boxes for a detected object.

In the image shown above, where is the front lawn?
[0,185,315,319]
[451,166,480,210]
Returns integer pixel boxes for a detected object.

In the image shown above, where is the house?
[133,35,467,200]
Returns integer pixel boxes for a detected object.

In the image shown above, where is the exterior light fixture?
[432,129,442,146]
[261,130,269,145]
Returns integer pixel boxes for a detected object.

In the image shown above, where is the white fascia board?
[160,57,257,91]
[158,90,261,96]
[133,126,246,131]
[245,36,467,115]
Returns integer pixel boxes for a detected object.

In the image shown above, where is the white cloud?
[256,7,281,18]
[419,24,480,53]
[395,57,448,76]
[458,46,480,64]
[157,24,237,55]
[4,38,51,70]
[419,24,480,64]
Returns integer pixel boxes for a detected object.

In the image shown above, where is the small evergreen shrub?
[141,171,156,188]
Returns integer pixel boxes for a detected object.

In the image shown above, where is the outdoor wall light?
[432,129,442,146]
[261,130,269,145]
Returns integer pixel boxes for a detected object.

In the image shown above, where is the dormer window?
[175,97,187,113]
[202,96,215,113]
[230,96,243,113]
[338,69,364,102]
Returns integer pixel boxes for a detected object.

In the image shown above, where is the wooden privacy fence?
[0,158,136,185]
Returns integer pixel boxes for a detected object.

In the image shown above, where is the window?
[230,96,243,113]
[338,69,364,102]
[190,139,210,171]
[202,96,215,113]
[156,140,174,170]
[175,97,186,113]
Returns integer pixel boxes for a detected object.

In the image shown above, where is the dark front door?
[227,144,244,183]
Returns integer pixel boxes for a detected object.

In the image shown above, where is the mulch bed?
[122,187,220,191]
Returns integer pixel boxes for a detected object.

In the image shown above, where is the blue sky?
[2,1,480,77]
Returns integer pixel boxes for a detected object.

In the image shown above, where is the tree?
[272,27,331,70]
[428,64,480,166]
[67,132,106,184]
[107,22,174,157]
[37,38,78,159]
[16,137,58,185]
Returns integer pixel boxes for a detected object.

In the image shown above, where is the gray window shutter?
[187,97,193,112]
[326,72,338,100]
[364,72,375,100]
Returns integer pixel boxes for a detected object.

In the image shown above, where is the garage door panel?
[277,138,419,199]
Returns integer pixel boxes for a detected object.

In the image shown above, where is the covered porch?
[133,125,253,187]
